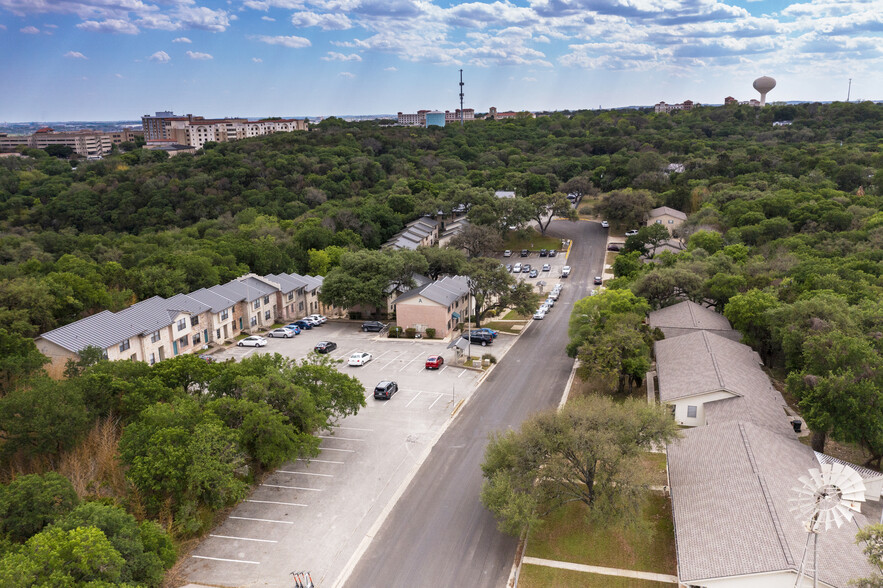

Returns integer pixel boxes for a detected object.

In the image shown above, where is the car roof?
[376,380,392,386]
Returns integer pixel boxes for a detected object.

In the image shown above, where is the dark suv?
[374,380,398,399]
[361,320,387,332]
[520,249,529,257]
[465,331,493,347]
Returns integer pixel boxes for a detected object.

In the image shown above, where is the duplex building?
[393,276,470,338]
[653,100,695,113]
[646,206,687,235]
[648,300,740,342]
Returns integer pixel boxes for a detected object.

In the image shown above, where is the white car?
[301,316,322,326]
[238,335,267,347]
[545,297,555,307]
[561,266,571,278]
[601,220,609,228]
[503,250,512,257]
[625,229,639,237]
[308,314,328,324]
[348,352,373,366]
[533,309,546,320]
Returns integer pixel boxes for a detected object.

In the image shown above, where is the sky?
[1,0,881,121]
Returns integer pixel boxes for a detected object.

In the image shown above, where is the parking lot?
[180,322,516,588]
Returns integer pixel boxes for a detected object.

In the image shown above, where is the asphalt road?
[343,219,607,588]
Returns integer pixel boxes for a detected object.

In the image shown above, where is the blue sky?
[1,0,881,121]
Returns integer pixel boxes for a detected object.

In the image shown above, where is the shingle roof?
[668,421,874,586]
[649,206,687,220]
[187,287,237,314]
[648,300,735,336]
[393,276,469,307]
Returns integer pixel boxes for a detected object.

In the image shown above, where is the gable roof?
[186,288,238,314]
[265,273,308,294]
[38,310,134,353]
[648,301,735,336]
[393,275,469,307]
[649,206,687,220]
[668,421,873,586]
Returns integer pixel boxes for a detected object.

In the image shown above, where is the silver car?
[238,335,267,347]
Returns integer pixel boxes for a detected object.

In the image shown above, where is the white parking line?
[373,349,396,360]
[192,555,260,565]
[317,435,364,442]
[439,365,448,373]
[381,352,403,370]
[399,351,424,372]
[230,516,293,524]
[319,447,355,452]
[429,394,444,409]
[278,470,334,477]
[458,369,468,378]
[405,391,423,407]
[332,426,374,432]
[261,484,323,491]
[295,458,344,464]
[210,534,278,543]
[247,499,308,507]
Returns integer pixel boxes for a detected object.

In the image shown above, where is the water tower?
[753,76,776,106]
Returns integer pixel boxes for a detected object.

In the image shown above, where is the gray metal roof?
[393,275,469,307]
[299,274,323,293]
[265,273,308,294]
[38,310,133,353]
[187,288,238,314]
[668,421,874,586]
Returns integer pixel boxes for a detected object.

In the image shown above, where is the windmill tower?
[789,463,866,587]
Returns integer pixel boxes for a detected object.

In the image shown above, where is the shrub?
[425,328,436,339]
[405,328,417,339]
[0,472,79,542]
[481,353,497,364]
[388,326,403,338]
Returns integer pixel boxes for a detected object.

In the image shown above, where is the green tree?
[595,189,654,229]
[480,395,679,535]
[526,192,578,235]
[687,229,724,254]
[465,258,539,327]
[0,329,48,395]
[723,289,781,363]
[448,223,503,258]
[855,524,883,588]
[419,246,466,280]
[0,472,79,542]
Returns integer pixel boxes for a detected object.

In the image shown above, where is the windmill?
[789,462,866,588]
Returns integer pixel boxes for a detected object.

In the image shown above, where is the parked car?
[549,290,559,301]
[465,331,493,346]
[425,355,444,369]
[542,263,551,272]
[267,327,296,338]
[374,380,398,400]
[529,269,538,278]
[548,249,557,257]
[238,335,267,347]
[625,229,639,237]
[539,249,548,257]
[361,320,387,332]
[503,250,512,257]
[601,220,609,228]
[284,323,302,334]
[308,314,328,324]
[348,351,372,366]
[314,341,337,354]
[533,309,546,320]
[198,353,216,363]
[607,243,623,251]
[561,266,571,277]
[520,249,529,257]
[545,297,555,307]
[506,264,513,272]
[512,262,522,273]
[522,264,531,273]
[302,316,322,327]
[292,319,312,330]
[594,276,603,285]
[475,327,498,338]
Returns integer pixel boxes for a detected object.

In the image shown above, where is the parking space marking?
[247,499,308,507]
[319,447,355,452]
[381,351,404,369]
[210,534,278,543]
[229,516,293,525]
[373,349,396,360]
[332,426,374,432]
[405,391,422,407]
[458,369,468,378]
[192,555,260,565]
[296,458,344,464]
[317,435,364,442]
[399,351,425,372]
[261,484,323,492]
[439,365,448,373]
[429,394,444,409]
[278,470,334,477]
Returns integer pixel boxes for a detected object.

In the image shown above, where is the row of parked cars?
[503,249,558,258]
[533,283,563,320]
[236,314,329,347]
[506,262,552,278]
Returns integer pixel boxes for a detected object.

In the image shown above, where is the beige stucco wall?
[34,339,79,379]
[647,214,684,235]
[668,390,735,426]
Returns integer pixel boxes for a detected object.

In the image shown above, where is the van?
[561,266,571,278]
[513,262,522,273]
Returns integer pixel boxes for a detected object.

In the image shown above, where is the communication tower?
[459,69,465,126]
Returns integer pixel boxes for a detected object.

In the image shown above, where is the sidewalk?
[521,556,678,584]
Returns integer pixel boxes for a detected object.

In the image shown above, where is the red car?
[425,355,444,369]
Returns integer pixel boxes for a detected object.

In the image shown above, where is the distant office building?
[142,112,307,148]
[487,106,535,119]
[397,109,474,126]
[425,111,446,127]
[654,100,696,114]
[724,96,738,105]
[0,127,138,158]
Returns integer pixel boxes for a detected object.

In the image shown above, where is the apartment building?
[653,100,695,114]
[397,109,475,126]
[142,111,307,148]
[0,128,132,158]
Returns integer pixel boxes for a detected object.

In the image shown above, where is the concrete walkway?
[521,556,679,584]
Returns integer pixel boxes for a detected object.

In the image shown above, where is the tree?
[480,395,679,535]
[855,524,883,588]
[723,289,780,363]
[0,472,79,542]
[0,329,48,395]
[575,313,654,394]
[558,175,597,202]
[623,224,671,258]
[526,192,578,235]
[464,258,539,327]
[448,224,503,258]
[418,246,466,280]
[595,189,654,229]
[687,229,724,254]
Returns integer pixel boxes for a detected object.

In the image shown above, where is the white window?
[191,315,199,326]
[299,301,304,311]
[687,405,697,418]
[668,219,675,224]
[193,332,201,345]
[253,300,260,309]
[250,316,257,327]
[263,295,270,304]
[288,292,294,300]
[655,220,662,224]
[179,335,189,348]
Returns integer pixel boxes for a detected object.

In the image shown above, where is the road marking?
[296,458,344,464]
[373,349,396,360]
[230,516,293,524]
[458,368,468,378]
[381,352,403,370]
[405,391,423,407]
[429,394,444,409]
[210,534,278,543]
[399,351,425,372]
[332,426,374,432]
[247,499,308,507]
[278,470,334,477]
[317,435,364,442]
[319,447,355,452]
[192,555,260,565]
[261,484,323,491]
[439,365,448,373]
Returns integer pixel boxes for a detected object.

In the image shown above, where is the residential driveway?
[177,322,513,587]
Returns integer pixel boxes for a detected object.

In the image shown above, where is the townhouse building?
[142,112,308,149]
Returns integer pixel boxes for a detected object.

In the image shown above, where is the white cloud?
[384,66,398,71]
[252,57,263,62]
[523,76,537,82]
[172,36,192,43]
[114,73,124,78]
[149,50,171,62]
[339,71,355,78]
[322,51,362,61]
[186,50,213,60]
[0,24,6,30]
[290,11,352,30]
[77,19,139,34]
[20,25,39,34]
[251,34,311,48]
[261,16,275,21]
[64,50,88,59]
[44,23,57,28]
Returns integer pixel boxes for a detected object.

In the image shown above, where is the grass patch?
[234,333,249,341]
[799,435,877,470]
[519,565,673,588]
[484,321,525,334]
[502,310,530,320]
[639,452,669,487]
[526,494,676,574]
[502,230,562,252]
[606,251,618,266]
